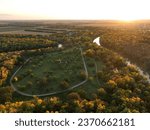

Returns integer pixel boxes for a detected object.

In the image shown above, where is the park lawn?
[13,47,86,95]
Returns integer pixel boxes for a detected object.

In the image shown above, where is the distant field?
[0,26,50,34]
[0,21,75,35]
[0,30,50,35]
[0,26,23,32]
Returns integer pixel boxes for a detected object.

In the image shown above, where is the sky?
[0,0,150,20]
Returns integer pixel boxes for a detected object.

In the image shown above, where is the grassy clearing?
[12,47,86,95]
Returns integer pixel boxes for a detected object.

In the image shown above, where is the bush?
[39,77,49,87]
[60,81,69,89]
[0,86,13,103]
[97,88,106,96]
[13,76,18,82]
[67,92,81,101]
[27,81,33,87]
[79,70,87,80]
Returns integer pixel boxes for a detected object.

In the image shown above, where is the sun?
[115,15,139,23]
[119,18,136,23]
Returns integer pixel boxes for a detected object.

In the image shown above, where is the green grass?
[13,47,85,95]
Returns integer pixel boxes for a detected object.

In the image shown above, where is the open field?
[0,21,75,35]
[12,47,89,95]
[0,30,51,35]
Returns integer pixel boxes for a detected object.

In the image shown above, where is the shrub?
[60,81,69,89]
[67,92,81,101]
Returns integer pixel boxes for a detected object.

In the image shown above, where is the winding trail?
[9,47,89,97]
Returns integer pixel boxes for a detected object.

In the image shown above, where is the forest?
[0,20,150,112]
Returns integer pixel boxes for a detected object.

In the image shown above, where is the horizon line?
[0,19,150,21]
